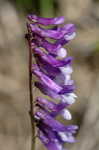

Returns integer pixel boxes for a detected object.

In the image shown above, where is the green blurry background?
[0,0,99,150]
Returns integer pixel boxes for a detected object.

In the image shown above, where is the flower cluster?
[26,14,78,150]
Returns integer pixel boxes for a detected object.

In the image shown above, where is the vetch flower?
[26,14,78,150]
[29,23,75,40]
[28,15,65,25]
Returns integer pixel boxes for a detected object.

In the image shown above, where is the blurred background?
[0,0,99,150]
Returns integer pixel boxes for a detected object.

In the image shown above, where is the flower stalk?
[28,36,36,150]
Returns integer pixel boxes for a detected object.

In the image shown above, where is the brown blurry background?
[0,0,99,150]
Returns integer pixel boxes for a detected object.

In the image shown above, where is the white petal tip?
[60,66,73,74]
[58,132,68,142]
[61,109,72,120]
[64,32,76,41]
[61,95,76,105]
[57,48,67,58]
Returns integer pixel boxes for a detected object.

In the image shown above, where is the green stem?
[39,0,54,17]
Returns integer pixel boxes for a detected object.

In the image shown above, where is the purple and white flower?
[26,14,78,150]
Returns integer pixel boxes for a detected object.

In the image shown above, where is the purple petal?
[28,14,65,25]
[53,73,72,87]
[39,131,63,150]
[56,24,76,45]
[36,97,58,112]
[64,24,76,35]
[36,110,78,132]
[64,125,78,133]
[29,23,75,40]
[35,82,76,106]
[32,64,62,93]
[35,82,59,99]
[34,48,73,67]
[31,34,62,55]
[29,24,61,39]
[38,120,77,144]
[38,123,59,142]
[50,103,69,117]
[36,97,69,117]
[36,55,71,84]
[58,132,76,143]
[58,85,75,95]
[36,110,67,132]
[53,73,66,86]
[55,103,69,112]
[35,55,61,78]
[31,32,75,56]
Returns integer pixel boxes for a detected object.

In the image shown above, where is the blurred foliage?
[15,0,56,17]
[39,0,54,17]
[94,41,99,52]
[94,0,99,2]
[15,0,38,14]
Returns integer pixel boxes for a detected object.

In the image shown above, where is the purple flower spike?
[26,14,78,150]
[28,14,65,25]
